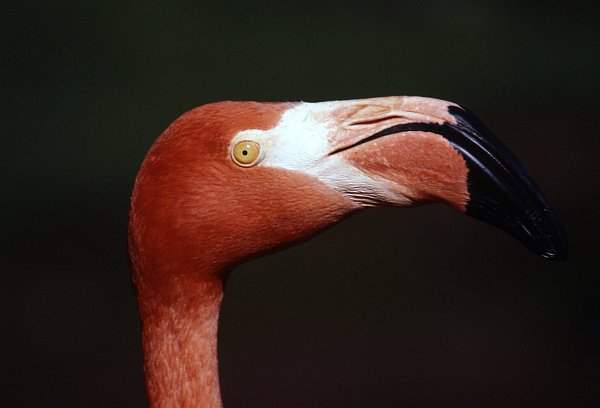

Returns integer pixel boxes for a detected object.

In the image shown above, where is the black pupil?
[242,150,248,156]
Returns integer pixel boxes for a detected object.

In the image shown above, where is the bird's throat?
[137,276,224,408]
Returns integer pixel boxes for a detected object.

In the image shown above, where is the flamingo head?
[129,97,567,290]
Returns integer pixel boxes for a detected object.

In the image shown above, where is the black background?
[6,1,600,407]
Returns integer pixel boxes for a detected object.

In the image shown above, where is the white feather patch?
[230,101,412,207]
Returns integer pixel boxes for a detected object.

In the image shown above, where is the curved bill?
[329,98,568,260]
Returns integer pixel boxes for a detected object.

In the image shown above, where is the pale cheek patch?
[253,103,414,207]
[231,103,331,172]
[306,154,414,207]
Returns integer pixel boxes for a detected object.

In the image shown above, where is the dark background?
[6,1,600,407]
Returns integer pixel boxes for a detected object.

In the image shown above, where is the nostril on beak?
[347,115,408,127]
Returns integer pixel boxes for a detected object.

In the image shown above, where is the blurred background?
[5,1,599,406]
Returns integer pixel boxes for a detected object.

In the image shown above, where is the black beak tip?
[513,208,568,261]
[445,105,568,261]
[465,198,568,262]
[542,249,568,261]
[531,210,569,261]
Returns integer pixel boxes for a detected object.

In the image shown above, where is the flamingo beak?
[328,97,567,260]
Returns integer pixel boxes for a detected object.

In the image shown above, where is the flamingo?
[128,96,566,407]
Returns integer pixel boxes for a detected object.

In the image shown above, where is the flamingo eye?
[231,140,261,167]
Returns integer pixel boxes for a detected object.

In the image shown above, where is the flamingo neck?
[137,276,224,408]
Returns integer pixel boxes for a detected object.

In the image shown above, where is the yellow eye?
[231,140,261,167]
